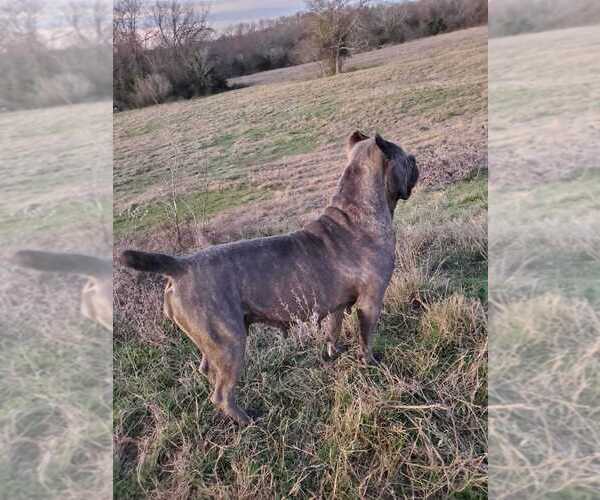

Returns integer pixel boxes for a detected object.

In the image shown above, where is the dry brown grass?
[490,296,600,498]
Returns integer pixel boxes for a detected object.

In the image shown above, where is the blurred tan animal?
[121,132,418,425]
[13,250,113,331]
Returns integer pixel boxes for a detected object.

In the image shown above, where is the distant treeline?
[4,1,600,111]
[489,0,600,37]
[0,1,112,111]
[1,0,488,111]
[114,0,487,110]
[211,0,488,80]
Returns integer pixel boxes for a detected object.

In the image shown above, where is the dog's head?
[347,131,419,204]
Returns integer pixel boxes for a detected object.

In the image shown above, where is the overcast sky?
[207,0,405,29]
[207,0,307,28]
[39,0,404,33]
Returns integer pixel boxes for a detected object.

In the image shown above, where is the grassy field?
[488,25,600,187]
[489,25,600,498]
[114,175,488,499]
[1,102,112,245]
[114,27,488,498]
[0,102,113,499]
[114,26,487,240]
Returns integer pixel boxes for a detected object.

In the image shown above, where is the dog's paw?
[358,351,383,367]
[245,408,263,422]
[323,343,347,362]
[221,406,257,427]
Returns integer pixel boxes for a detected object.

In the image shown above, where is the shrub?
[133,73,173,107]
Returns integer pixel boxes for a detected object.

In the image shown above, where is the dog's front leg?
[356,299,383,365]
[324,311,344,359]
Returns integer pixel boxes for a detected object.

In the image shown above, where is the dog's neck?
[328,158,394,232]
[385,188,399,218]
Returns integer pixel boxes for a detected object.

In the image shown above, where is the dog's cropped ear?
[368,133,392,168]
[346,130,369,158]
[374,134,394,159]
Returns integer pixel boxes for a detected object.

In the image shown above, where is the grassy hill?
[1,102,112,248]
[114,26,487,241]
[114,27,488,498]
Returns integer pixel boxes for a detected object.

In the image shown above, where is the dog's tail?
[120,250,185,276]
[13,250,112,276]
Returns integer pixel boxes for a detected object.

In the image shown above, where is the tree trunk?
[335,48,342,74]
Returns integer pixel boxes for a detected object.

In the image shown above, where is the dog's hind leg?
[209,327,250,426]
[199,354,210,376]
[165,287,214,381]
[356,298,383,366]
[170,317,213,380]
[324,311,344,359]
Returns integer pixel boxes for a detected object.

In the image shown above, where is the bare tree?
[113,0,144,47]
[150,0,211,52]
[371,1,410,44]
[147,1,216,99]
[62,0,111,46]
[0,0,44,49]
[113,0,148,108]
[305,0,367,75]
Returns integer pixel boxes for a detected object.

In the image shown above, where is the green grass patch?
[0,197,112,245]
[442,249,488,302]
[1,323,111,499]
[398,170,487,227]
[445,170,488,216]
[114,185,271,238]
[114,92,340,198]
[491,170,600,302]
[123,119,165,138]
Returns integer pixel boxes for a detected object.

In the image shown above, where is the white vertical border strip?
[488,9,600,498]
[0,1,113,497]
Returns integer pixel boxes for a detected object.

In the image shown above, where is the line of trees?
[0,0,112,110]
[114,0,487,110]
[113,0,228,110]
[212,0,488,80]
[0,0,487,111]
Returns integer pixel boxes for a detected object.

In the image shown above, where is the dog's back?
[122,217,390,329]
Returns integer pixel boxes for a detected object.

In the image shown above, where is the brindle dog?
[120,131,418,425]
[13,250,113,331]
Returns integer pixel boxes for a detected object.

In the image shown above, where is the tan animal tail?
[13,250,112,276]
[120,250,185,276]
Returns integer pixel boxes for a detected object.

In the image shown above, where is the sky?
[35,0,406,35]
[207,0,308,28]
[207,0,406,29]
